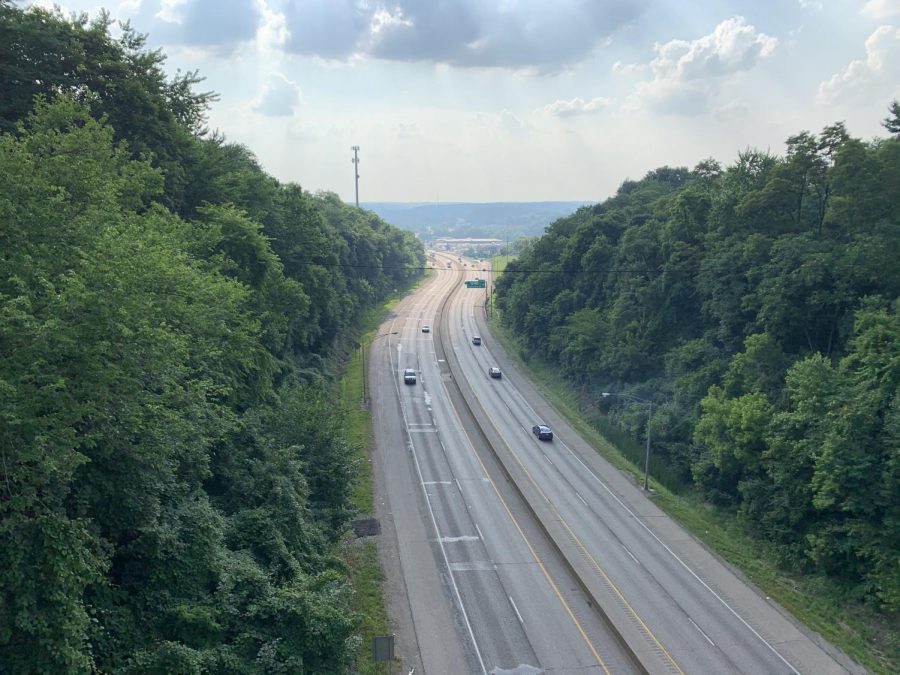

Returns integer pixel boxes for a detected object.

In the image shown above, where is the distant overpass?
[434,237,503,253]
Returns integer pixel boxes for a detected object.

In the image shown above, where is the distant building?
[434,237,503,253]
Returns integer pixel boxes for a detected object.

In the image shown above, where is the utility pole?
[351,145,360,207]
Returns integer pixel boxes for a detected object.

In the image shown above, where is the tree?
[883,100,900,135]
[1,3,426,667]
[758,354,838,564]
[496,108,899,613]
[693,387,774,503]
[806,302,900,598]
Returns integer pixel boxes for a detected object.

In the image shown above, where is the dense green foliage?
[497,112,900,611]
[0,4,423,672]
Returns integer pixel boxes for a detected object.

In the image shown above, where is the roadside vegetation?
[489,317,894,673]
[0,4,423,672]
[339,314,387,675]
[492,110,900,672]
[340,275,431,675]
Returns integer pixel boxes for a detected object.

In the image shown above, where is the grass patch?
[487,307,898,674]
[489,254,514,317]
[340,337,376,514]
[491,253,512,274]
[343,539,389,675]
[338,314,385,673]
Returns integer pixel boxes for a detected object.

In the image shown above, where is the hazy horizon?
[24,1,900,202]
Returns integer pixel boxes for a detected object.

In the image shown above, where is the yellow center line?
[438,298,612,673]
[468,434,613,675]
[479,404,685,675]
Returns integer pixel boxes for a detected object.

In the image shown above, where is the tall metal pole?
[488,265,492,319]
[351,145,360,207]
[361,342,366,407]
[643,402,652,491]
[603,391,654,492]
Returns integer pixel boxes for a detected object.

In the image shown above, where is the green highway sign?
[465,279,486,288]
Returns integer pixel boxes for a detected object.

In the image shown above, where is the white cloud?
[252,73,302,116]
[628,16,777,115]
[542,97,611,117]
[283,0,370,60]
[798,0,823,11]
[713,101,749,121]
[156,0,185,23]
[611,60,646,76]
[498,109,527,133]
[817,25,900,105]
[26,0,75,10]
[282,0,647,71]
[371,6,413,35]
[392,121,422,139]
[257,0,288,49]
[114,0,143,21]
[473,109,531,134]
[861,0,900,19]
[121,0,262,53]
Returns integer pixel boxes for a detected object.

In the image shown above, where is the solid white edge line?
[509,596,525,625]
[388,320,489,675]
[454,296,801,675]
[688,618,716,647]
[559,441,801,675]
[622,545,640,566]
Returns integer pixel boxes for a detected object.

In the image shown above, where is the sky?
[20,0,900,203]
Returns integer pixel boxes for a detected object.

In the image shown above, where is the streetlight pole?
[642,401,652,492]
[602,392,653,492]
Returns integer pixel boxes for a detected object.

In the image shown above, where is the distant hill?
[361,201,592,242]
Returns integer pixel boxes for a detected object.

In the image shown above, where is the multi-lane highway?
[370,255,854,675]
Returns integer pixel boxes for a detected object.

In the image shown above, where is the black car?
[403,368,417,385]
[532,424,553,441]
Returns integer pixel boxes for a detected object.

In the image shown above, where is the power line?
[284,260,697,276]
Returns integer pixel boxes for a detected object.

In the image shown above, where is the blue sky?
[21,0,900,202]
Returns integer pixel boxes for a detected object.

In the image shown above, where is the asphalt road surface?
[370,255,858,675]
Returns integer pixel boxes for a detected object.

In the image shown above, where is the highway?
[370,254,854,675]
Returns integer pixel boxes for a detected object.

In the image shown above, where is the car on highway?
[421,324,430,333]
[403,368,417,385]
[532,424,553,441]
[472,335,482,345]
[488,367,501,379]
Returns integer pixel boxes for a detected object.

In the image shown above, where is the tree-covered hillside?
[0,3,423,672]
[497,115,900,611]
